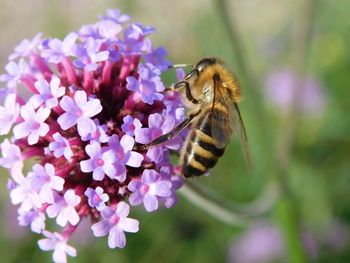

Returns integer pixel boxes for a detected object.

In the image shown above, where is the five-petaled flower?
[128,169,173,212]
[57,90,102,137]
[46,190,81,227]
[38,231,77,263]
[91,202,139,249]
[13,104,50,145]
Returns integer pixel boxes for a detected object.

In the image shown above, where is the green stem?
[179,180,279,227]
[275,197,308,263]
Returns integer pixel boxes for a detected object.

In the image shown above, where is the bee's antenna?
[168,64,193,69]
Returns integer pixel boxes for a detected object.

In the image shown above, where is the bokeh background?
[0,0,349,262]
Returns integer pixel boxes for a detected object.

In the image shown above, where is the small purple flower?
[93,20,123,40]
[121,23,154,54]
[38,231,77,263]
[41,33,78,64]
[29,77,65,109]
[80,118,109,143]
[126,63,164,104]
[107,134,143,182]
[158,167,183,208]
[9,33,43,60]
[128,169,172,212]
[80,142,117,181]
[73,37,109,71]
[84,186,109,211]
[13,104,50,145]
[91,202,139,249]
[9,176,42,212]
[0,59,29,88]
[46,190,81,227]
[57,90,102,137]
[100,9,131,24]
[121,115,142,137]
[0,139,23,176]
[144,47,172,71]
[48,132,73,160]
[28,163,65,204]
[18,207,46,234]
[0,93,20,135]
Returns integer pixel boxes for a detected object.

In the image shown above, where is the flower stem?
[179,180,279,227]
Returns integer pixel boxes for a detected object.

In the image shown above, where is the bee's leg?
[134,110,201,151]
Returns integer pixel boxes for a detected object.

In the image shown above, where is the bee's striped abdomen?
[180,108,228,178]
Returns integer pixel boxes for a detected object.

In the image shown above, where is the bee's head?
[195,57,219,73]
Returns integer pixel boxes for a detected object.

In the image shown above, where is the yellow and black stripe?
[180,108,227,178]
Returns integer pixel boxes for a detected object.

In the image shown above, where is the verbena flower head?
[0,9,184,263]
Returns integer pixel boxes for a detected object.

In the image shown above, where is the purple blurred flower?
[0,93,20,135]
[38,231,77,263]
[57,90,102,137]
[265,69,326,116]
[29,77,65,109]
[46,189,81,227]
[13,104,50,145]
[128,169,172,212]
[0,8,186,262]
[121,115,142,137]
[9,33,43,60]
[48,132,73,159]
[228,222,284,263]
[91,202,139,249]
[126,63,164,104]
[320,220,349,252]
[228,220,349,263]
[85,186,109,211]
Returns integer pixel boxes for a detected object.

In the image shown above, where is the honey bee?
[137,57,250,177]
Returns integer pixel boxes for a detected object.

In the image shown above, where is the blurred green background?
[0,0,350,262]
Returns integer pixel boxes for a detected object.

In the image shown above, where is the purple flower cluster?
[0,9,184,263]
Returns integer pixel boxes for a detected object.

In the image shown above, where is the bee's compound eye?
[196,57,217,72]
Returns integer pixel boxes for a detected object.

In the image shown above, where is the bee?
[137,57,250,177]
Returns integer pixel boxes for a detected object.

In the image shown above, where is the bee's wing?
[211,82,251,168]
